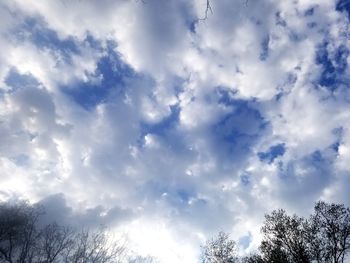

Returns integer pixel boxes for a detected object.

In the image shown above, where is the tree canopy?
[0,201,125,263]
[203,201,350,263]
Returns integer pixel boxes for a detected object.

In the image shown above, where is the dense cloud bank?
[0,0,350,262]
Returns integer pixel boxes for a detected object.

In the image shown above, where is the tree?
[0,201,41,262]
[0,201,126,263]
[201,231,238,263]
[260,209,311,263]
[64,228,125,263]
[241,253,264,263]
[36,223,74,263]
[306,201,350,263]
[200,0,213,20]
[205,201,350,263]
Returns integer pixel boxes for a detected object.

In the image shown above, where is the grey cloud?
[37,193,134,229]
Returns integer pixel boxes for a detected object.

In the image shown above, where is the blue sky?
[0,0,350,262]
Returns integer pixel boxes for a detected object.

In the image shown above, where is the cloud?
[0,0,350,262]
[36,193,134,229]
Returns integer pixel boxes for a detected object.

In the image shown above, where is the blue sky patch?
[260,35,270,61]
[13,17,79,63]
[213,98,266,163]
[307,22,317,28]
[216,88,238,106]
[331,127,343,154]
[189,20,197,33]
[239,232,252,249]
[258,143,285,164]
[176,189,192,203]
[278,149,334,182]
[304,7,315,16]
[138,105,191,155]
[140,105,180,137]
[315,41,349,91]
[331,141,340,153]
[61,47,135,109]
[336,0,350,20]
[10,154,30,167]
[240,173,250,186]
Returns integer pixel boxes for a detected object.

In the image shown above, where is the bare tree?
[0,201,126,263]
[255,202,350,263]
[0,201,42,263]
[260,209,311,263]
[36,223,75,263]
[205,201,350,263]
[201,231,238,263]
[241,253,264,263]
[306,201,350,263]
[64,228,125,263]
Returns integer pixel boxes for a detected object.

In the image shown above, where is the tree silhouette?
[306,201,350,263]
[0,201,125,263]
[260,209,311,263]
[201,231,238,263]
[206,201,350,263]
[241,253,264,263]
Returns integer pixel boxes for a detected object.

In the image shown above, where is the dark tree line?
[0,201,126,263]
[202,201,350,263]
[2,200,350,263]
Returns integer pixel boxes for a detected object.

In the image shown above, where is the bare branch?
[199,0,213,21]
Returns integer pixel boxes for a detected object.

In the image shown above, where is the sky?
[0,0,350,262]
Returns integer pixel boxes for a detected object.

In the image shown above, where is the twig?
[199,0,213,20]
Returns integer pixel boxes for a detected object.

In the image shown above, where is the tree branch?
[199,0,213,20]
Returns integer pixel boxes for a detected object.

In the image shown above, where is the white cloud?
[1,0,350,262]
